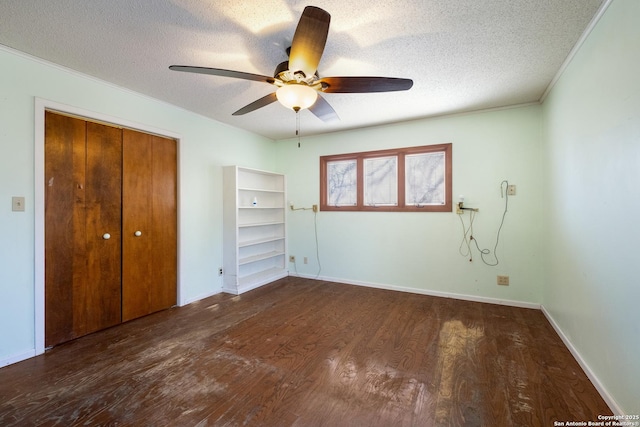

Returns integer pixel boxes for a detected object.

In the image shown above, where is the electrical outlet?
[497,275,510,286]
[289,255,295,263]
[507,185,516,196]
[312,204,318,212]
[304,257,308,264]
[218,267,223,276]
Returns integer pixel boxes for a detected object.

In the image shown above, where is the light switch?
[12,196,25,212]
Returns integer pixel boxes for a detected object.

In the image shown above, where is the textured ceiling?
[0,0,605,140]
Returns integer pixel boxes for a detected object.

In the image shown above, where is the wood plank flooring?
[0,277,612,426]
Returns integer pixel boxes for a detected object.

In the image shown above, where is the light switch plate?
[12,196,25,212]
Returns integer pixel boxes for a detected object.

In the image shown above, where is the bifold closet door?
[45,112,122,347]
[121,129,177,322]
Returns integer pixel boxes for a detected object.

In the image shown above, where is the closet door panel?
[122,129,177,321]
[84,122,123,332]
[45,112,87,346]
[150,134,177,313]
[122,130,153,321]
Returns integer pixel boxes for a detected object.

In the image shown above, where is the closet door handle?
[102,233,111,240]
[134,231,142,237]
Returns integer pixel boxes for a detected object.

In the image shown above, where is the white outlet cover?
[12,196,25,212]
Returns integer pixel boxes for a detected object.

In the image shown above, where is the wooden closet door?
[45,112,122,347]
[122,129,177,322]
[84,122,123,330]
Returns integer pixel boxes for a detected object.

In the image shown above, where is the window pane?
[327,160,357,206]
[405,152,445,205]
[364,156,397,206]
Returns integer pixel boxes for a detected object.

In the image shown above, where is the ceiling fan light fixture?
[276,83,318,111]
[170,6,411,122]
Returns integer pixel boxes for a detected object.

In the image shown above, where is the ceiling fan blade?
[289,6,330,78]
[232,93,278,116]
[318,76,413,93]
[169,65,275,84]
[309,94,339,122]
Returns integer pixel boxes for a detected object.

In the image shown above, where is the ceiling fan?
[169,6,413,122]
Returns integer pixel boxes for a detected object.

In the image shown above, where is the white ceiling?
[0,0,605,140]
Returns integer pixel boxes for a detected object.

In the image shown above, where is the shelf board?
[239,236,285,248]
[238,267,288,288]
[238,221,284,228]
[239,251,285,265]
[238,187,285,194]
[238,206,284,210]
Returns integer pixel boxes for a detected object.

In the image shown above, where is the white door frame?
[34,98,183,354]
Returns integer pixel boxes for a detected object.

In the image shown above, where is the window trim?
[320,143,452,212]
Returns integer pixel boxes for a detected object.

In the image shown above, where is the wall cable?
[289,205,322,278]
[313,210,322,278]
[458,210,475,261]
[458,180,510,266]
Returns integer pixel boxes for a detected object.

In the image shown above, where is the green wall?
[276,105,545,306]
[541,0,639,415]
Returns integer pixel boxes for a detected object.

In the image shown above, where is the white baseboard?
[290,272,541,310]
[541,305,623,415]
[182,288,223,305]
[1,349,36,368]
[221,285,239,295]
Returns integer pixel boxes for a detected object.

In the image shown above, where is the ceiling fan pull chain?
[296,108,301,148]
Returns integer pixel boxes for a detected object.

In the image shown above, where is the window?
[320,143,452,212]
[326,159,357,206]
[364,155,397,206]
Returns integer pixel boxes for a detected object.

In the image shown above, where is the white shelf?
[223,166,287,295]
[239,267,287,284]
[239,250,285,266]
[238,221,284,228]
[239,187,285,193]
[239,236,285,248]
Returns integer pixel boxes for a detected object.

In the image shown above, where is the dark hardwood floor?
[0,277,611,426]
